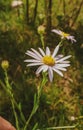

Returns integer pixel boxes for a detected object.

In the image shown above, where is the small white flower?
[11,0,23,8]
[52,29,76,43]
[24,45,71,82]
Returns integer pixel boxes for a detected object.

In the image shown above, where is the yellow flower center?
[62,32,69,37]
[42,56,55,66]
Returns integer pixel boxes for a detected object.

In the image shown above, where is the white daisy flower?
[24,45,71,82]
[52,29,76,43]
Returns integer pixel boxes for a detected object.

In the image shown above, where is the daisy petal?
[52,44,60,58]
[71,39,76,43]
[55,54,63,60]
[36,65,48,74]
[55,63,70,67]
[53,68,63,77]
[56,55,71,63]
[26,51,41,60]
[67,36,76,43]
[46,47,51,56]
[48,67,53,82]
[24,59,41,63]
[60,61,70,64]
[31,48,42,59]
[52,29,61,35]
[27,62,43,67]
[54,66,67,71]
[38,48,45,56]
[43,65,48,72]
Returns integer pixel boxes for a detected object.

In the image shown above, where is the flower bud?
[38,25,45,35]
[1,60,9,70]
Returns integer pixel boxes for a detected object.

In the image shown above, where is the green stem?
[59,39,64,46]
[4,70,20,130]
[40,34,45,50]
[24,73,47,130]
[37,123,78,130]
[0,80,26,124]
[24,106,37,130]
[11,98,20,130]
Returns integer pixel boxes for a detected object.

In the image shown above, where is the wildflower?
[24,45,71,82]
[11,0,23,8]
[1,60,9,70]
[52,29,76,43]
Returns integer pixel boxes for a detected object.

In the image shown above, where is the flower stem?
[24,73,47,130]
[4,70,20,130]
[40,34,45,50]
[37,123,79,130]
[11,98,20,130]
[59,39,64,46]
